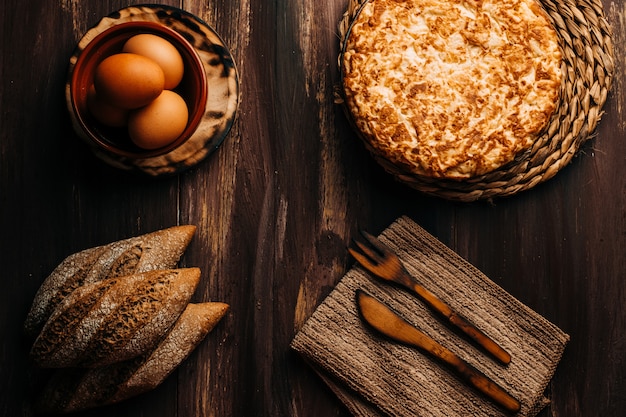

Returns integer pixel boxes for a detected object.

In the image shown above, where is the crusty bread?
[35,302,229,414]
[24,225,196,337]
[111,302,229,402]
[341,0,562,179]
[30,268,201,368]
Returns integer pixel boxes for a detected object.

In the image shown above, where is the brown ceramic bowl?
[68,21,207,159]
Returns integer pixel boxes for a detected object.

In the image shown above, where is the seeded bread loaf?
[24,225,196,337]
[36,302,229,414]
[30,268,201,368]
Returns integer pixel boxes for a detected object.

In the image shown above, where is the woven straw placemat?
[291,216,569,416]
[336,0,614,202]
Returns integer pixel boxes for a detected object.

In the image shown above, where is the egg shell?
[86,85,129,127]
[128,90,189,150]
[122,34,185,90]
[94,53,165,109]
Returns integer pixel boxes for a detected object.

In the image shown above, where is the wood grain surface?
[1,0,625,416]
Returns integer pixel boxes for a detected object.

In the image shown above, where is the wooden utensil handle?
[403,312,521,413]
[448,313,512,365]
[447,354,521,414]
[410,279,511,365]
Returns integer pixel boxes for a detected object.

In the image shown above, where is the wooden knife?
[355,290,521,414]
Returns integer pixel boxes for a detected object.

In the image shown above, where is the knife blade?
[355,290,521,414]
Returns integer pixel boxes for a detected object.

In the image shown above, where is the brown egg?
[122,34,185,90]
[86,85,128,127]
[93,53,164,109]
[128,90,189,150]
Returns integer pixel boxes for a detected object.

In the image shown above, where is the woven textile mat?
[336,0,614,201]
[291,216,569,416]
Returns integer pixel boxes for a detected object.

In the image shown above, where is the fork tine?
[359,230,391,255]
[348,247,375,270]
[352,238,382,264]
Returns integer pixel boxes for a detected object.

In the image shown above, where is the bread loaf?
[36,302,229,414]
[24,225,196,337]
[30,268,200,368]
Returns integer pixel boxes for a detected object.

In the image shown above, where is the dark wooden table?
[1,0,624,416]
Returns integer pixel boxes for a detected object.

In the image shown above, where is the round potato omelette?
[342,0,562,179]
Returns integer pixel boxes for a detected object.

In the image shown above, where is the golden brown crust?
[342,0,562,179]
[111,302,229,401]
[30,268,200,368]
[35,302,229,414]
[24,225,196,337]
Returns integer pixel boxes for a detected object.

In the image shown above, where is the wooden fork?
[349,230,511,365]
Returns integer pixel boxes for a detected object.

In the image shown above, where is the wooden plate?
[66,4,240,176]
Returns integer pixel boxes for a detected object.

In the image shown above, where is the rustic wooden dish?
[337,0,615,202]
[65,4,240,176]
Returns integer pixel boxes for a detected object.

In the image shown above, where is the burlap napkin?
[291,216,569,416]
